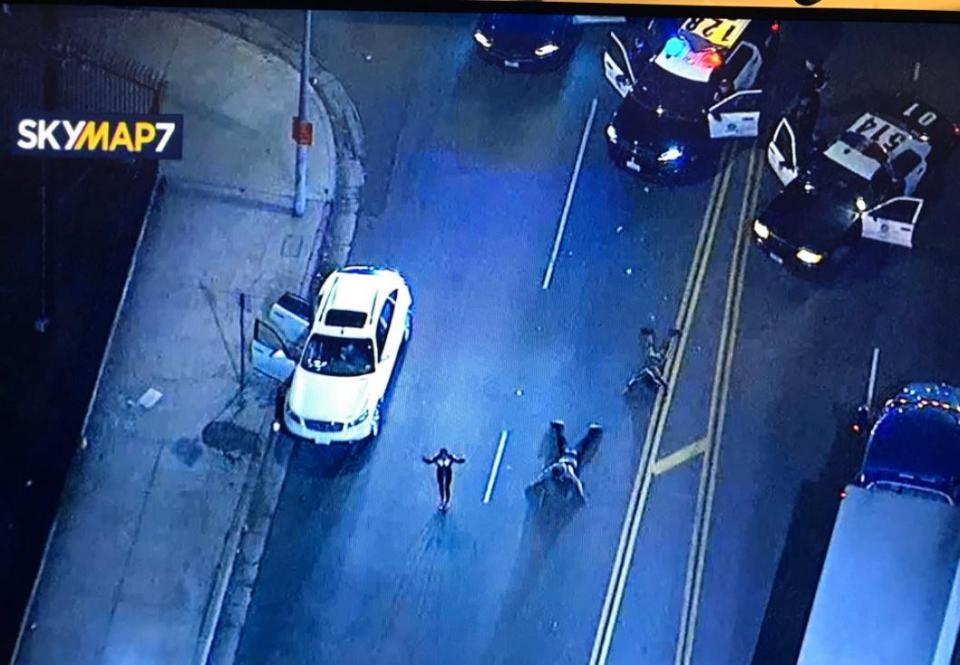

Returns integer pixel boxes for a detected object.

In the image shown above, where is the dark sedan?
[473,14,581,72]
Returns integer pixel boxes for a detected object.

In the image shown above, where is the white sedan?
[252,266,412,444]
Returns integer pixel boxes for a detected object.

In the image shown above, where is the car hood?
[480,14,563,50]
[761,182,858,252]
[612,96,703,150]
[287,368,371,422]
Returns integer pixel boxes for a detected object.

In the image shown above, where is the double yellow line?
[589,145,766,665]
[589,146,736,665]
[673,148,763,665]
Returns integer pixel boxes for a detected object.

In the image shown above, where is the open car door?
[861,196,924,248]
[767,117,799,186]
[603,31,635,98]
[251,292,311,382]
[708,89,762,139]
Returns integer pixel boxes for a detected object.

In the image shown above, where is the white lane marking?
[483,430,509,504]
[652,437,707,477]
[913,61,921,82]
[542,97,598,290]
[866,346,881,406]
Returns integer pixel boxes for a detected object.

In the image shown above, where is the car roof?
[315,269,395,335]
[823,112,931,181]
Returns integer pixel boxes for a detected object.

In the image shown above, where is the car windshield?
[300,334,374,377]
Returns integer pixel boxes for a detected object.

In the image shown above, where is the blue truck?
[799,382,960,665]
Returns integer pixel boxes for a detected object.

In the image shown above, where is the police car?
[753,95,959,270]
[473,14,582,72]
[603,17,780,177]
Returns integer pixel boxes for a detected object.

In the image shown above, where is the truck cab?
[858,382,960,504]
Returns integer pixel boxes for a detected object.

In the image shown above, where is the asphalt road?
[234,11,960,665]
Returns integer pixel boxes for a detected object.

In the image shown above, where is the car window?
[723,42,751,82]
[376,294,396,359]
[300,334,374,377]
[325,309,366,328]
[891,150,921,178]
[872,198,920,222]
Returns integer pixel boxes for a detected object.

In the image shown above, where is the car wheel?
[370,400,382,439]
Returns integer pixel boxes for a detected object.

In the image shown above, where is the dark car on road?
[603,17,781,179]
[473,14,581,72]
[753,95,958,271]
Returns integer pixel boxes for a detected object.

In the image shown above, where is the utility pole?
[293,9,313,217]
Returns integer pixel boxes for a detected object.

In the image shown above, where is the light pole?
[293,9,312,217]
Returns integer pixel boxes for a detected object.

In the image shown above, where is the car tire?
[370,400,383,439]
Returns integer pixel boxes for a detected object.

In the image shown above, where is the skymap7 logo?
[12,113,183,159]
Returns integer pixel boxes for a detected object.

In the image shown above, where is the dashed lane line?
[542,97,598,290]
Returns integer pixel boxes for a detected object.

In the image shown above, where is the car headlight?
[474,31,492,48]
[753,219,770,239]
[657,146,683,163]
[534,43,560,57]
[796,248,824,265]
[347,409,370,428]
[606,124,618,143]
[855,196,867,212]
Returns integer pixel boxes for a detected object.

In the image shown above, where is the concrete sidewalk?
[11,8,357,665]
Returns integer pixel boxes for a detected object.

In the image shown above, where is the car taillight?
[840,489,848,499]
[771,22,781,33]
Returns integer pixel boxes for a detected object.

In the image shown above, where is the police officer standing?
[792,58,829,152]
[801,57,829,98]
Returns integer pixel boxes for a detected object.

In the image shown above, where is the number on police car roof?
[850,114,910,153]
[681,18,749,49]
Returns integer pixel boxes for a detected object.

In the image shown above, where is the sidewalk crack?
[199,280,240,385]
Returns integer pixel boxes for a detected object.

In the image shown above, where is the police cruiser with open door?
[603,17,780,177]
[753,95,959,271]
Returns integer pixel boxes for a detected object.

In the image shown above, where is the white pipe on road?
[866,346,880,407]
[483,431,509,504]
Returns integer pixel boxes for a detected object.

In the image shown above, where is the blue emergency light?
[664,36,688,58]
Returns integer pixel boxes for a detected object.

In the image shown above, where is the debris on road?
[137,387,163,409]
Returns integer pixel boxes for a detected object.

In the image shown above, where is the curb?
[171,10,366,665]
